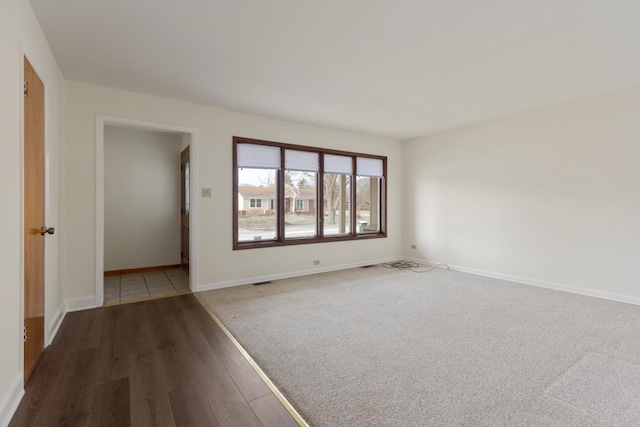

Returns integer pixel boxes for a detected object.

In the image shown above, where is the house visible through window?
[234,137,386,249]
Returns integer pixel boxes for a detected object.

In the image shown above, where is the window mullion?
[277,147,285,242]
[350,156,356,236]
[318,155,324,239]
[381,162,387,234]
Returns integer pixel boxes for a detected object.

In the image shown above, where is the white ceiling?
[29,0,640,139]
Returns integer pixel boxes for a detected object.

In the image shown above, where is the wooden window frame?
[233,136,387,250]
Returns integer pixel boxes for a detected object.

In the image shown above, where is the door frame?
[180,146,190,271]
[95,115,199,306]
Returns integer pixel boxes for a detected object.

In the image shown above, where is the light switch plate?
[201,188,212,197]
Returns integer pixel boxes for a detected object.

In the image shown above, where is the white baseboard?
[196,256,402,292]
[46,304,66,346]
[0,373,24,427]
[405,256,640,307]
[65,296,98,312]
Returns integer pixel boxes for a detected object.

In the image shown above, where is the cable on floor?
[381,260,450,273]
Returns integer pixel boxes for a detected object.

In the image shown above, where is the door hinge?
[23,81,28,97]
[23,325,28,342]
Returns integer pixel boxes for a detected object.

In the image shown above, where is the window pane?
[237,168,278,242]
[356,176,381,233]
[323,173,351,236]
[285,172,317,239]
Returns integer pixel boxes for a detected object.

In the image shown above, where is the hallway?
[104,268,190,304]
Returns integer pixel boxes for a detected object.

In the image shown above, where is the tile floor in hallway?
[104,267,190,304]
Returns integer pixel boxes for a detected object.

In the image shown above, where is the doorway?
[103,125,189,304]
[23,57,50,382]
[95,116,198,307]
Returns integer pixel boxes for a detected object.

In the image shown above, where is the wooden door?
[180,146,190,271]
[23,57,46,382]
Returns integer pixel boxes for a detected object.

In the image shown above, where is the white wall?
[403,88,640,300]
[63,81,402,303]
[104,126,182,271]
[0,0,64,424]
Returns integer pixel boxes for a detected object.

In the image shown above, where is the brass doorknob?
[40,227,55,235]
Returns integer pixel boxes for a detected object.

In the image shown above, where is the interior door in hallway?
[23,56,48,382]
[180,146,190,272]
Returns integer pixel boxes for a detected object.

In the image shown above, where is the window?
[323,154,352,236]
[285,149,318,239]
[236,143,279,242]
[355,157,384,234]
[234,137,386,249]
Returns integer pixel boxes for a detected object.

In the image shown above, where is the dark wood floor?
[10,294,301,427]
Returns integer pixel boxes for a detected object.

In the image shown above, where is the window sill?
[233,232,387,250]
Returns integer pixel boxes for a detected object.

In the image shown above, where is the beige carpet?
[545,352,640,426]
[198,266,640,426]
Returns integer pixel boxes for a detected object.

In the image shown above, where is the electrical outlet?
[201,188,212,197]
[411,244,417,249]
[313,260,320,265]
